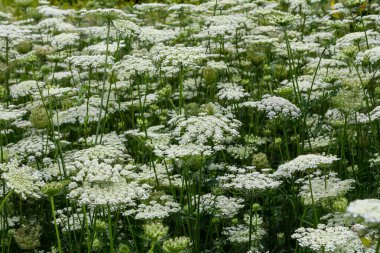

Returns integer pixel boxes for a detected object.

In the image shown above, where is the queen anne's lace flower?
[274,154,339,178]
[170,113,241,151]
[297,172,354,206]
[194,193,244,218]
[150,44,208,68]
[218,171,281,191]
[346,199,380,224]
[134,196,180,219]
[37,5,74,17]
[66,55,114,69]
[10,81,45,99]
[51,33,79,49]
[114,55,156,79]
[1,160,45,199]
[154,144,213,159]
[217,83,249,101]
[242,95,301,120]
[223,213,266,250]
[292,224,367,252]
[0,106,26,122]
[80,8,129,21]
[69,180,151,207]
[6,134,55,160]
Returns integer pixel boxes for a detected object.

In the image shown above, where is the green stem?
[50,196,62,253]
[95,20,111,145]
[0,191,12,211]
[307,172,318,227]
[375,229,380,253]
[107,205,114,253]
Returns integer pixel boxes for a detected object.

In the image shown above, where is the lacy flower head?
[169,113,241,151]
[274,154,339,178]
[194,193,245,218]
[297,172,355,206]
[150,43,208,68]
[218,167,281,192]
[66,55,114,69]
[0,160,45,199]
[292,224,368,252]
[242,95,301,120]
[114,55,156,79]
[346,199,380,224]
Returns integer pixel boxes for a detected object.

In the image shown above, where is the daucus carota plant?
[0,0,380,252]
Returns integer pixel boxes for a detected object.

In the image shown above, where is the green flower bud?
[252,203,262,212]
[163,237,191,253]
[332,197,348,212]
[143,221,168,243]
[42,180,69,197]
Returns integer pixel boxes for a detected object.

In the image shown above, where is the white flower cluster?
[297,172,355,206]
[37,18,76,32]
[0,24,29,40]
[65,144,127,166]
[134,196,180,219]
[242,95,301,120]
[0,160,45,199]
[114,55,156,79]
[356,46,380,65]
[303,135,335,152]
[83,41,122,55]
[201,14,250,37]
[10,80,45,99]
[71,160,129,183]
[150,43,208,68]
[134,3,167,11]
[139,27,179,44]
[346,199,380,224]
[154,144,213,159]
[55,207,90,232]
[66,55,114,69]
[6,134,55,160]
[170,113,241,151]
[133,163,182,188]
[0,106,26,122]
[335,30,380,51]
[68,180,151,207]
[52,102,104,126]
[37,5,74,17]
[113,20,141,36]
[274,154,339,178]
[80,8,129,21]
[51,33,79,50]
[292,224,367,252]
[217,83,249,101]
[218,171,281,191]
[370,105,380,121]
[195,193,244,218]
[223,214,265,245]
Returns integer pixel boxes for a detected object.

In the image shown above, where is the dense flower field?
[1,0,380,252]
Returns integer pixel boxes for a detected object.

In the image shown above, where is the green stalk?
[375,228,380,253]
[248,191,253,251]
[283,28,300,105]
[307,172,318,227]
[95,20,111,145]
[179,64,184,115]
[82,206,91,253]
[84,67,92,147]
[107,205,114,253]
[31,65,67,178]
[0,191,12,211]
[4,37,10,108]
[50,196,63,253]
